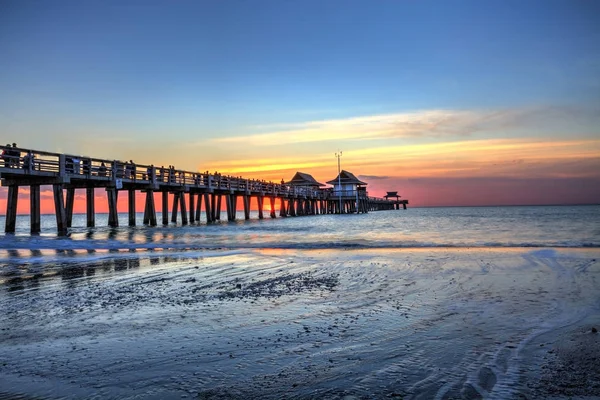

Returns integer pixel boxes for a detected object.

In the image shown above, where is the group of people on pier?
[1,143,37,172]
[1,143,20,168]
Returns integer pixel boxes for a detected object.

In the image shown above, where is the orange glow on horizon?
[1,137,599,214]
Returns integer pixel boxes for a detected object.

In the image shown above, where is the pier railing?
[0,145,328,199]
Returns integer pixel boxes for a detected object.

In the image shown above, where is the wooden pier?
[0,145,408,235]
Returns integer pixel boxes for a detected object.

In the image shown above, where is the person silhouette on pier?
[145,165,153,181]
[1,144,10,167]
[98,162,107,177]
[10,143,19,168]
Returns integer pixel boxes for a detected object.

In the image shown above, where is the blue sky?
[1,0,599,206]
[2,0,598,128]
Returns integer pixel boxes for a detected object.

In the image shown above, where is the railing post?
[27,152,33,174]
[58,154,66,177]
[112,160,118,179]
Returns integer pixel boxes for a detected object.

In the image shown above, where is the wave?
[0,239,599,253]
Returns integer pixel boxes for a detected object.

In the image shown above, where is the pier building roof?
[286,172,325,187]
[326,170,367,186]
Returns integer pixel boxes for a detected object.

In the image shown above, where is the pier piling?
[86,187,95,227]
[180,192,188,225]
[66,188,75,228]
[53,184,68,235]
[30,184,40,234]
[128,189,136,226]
[106,188,118,228]
[5,185,18,233]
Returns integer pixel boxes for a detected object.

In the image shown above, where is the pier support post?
[171,192,179,223]
[53,184,68,235]
[128,189,136,226]
[106,188,119,227]
[86,187,95,227]
[269,197,276,218]
[279,198,286,217]
[179,193,188,225]
[195,194,202,222]
[204,193,213,223]
[216,195,222,220]
[143,191,157,226]
[148,191,157,226]
[143,191,150,225]
[231,195,237,220]
[243,195,250,220]
[4,185,18,233]
[289,198,296,217]
[143,193,149,225]
[162,191,169,225]
[30,184,40,234]
[257,196,264,219]
[65,188,75,228]
[226,194,233,221]
[189,193,195,223]
[211,194,217,221]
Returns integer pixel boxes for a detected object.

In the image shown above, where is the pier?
[0,145,408,235]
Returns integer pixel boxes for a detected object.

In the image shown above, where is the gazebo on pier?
[384,191,408,210]
[326,170,369,214]
[384,191,400,200]
[286,172,325,189]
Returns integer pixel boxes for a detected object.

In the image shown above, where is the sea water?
[1,206,599,399]
[1,205,599,251]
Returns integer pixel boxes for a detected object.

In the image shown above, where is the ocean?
[1,205,599,399]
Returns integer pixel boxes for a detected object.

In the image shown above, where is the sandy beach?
[1,247,598,399]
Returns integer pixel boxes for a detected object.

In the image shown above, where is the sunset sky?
[1,0,599,212]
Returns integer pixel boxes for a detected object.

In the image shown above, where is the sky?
[1,0,599,213]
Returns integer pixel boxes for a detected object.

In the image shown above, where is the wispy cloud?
[210,105,600,146]
[358,175,390,180]
[208,137,600,182]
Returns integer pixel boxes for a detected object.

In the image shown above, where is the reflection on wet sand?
[0,248,192,292]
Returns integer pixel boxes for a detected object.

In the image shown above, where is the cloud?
[358,175,389,180]
[206,137,600,185]
[210,105,600,146]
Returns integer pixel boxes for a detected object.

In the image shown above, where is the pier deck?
[1,145,408,234]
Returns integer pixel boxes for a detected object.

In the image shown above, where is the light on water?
[1,206,600,399]
[1,205,599,251]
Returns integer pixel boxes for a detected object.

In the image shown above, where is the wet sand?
[526,316,600,399]
[1,248,599,399]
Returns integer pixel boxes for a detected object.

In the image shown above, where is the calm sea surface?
[1,205,599,399]
[1,205,599,254]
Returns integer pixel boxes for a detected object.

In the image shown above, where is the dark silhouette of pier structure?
[0,145,408,235]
